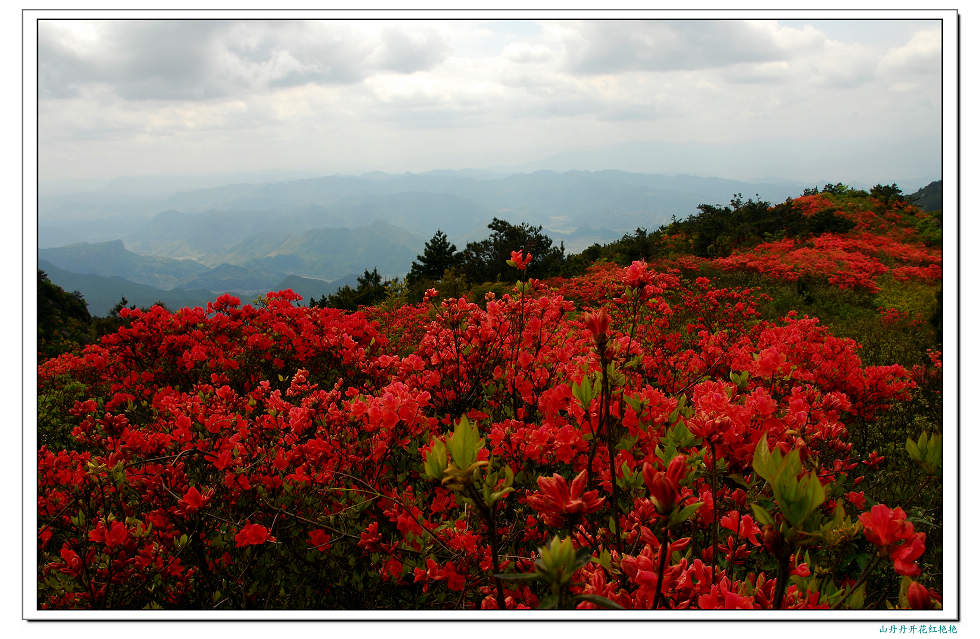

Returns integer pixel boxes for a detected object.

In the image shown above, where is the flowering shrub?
[35,245,942,611]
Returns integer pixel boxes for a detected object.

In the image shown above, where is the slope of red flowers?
[709,193,942,294]
[36,195,943,611]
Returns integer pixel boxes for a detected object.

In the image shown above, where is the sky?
[36,18,943,190]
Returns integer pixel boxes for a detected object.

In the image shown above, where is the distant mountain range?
[40,170,810,251]
[37,170,940,316]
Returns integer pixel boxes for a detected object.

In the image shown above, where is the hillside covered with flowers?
[36,186,944,611]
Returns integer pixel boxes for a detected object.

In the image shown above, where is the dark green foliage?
[822,183,851,195]
[808,208,857,235]
[38,270,93,359]
[869,183,905,205]
[653,194,842,259]
[457,218,565,283]
[407,230,458,286]
[313,269,392,311]
[37,374,88,451]
[915,208,943,247]
[564,192,857,269]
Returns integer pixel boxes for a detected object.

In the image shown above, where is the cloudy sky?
[37,18,943,189]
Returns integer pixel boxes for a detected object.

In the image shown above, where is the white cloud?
[36,18,943,186]
[879,29,941,77]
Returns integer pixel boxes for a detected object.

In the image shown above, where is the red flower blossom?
[863,451,885,468]
[623,260,653,288]
[845,491,866,510]
[642,455,687,515]
[105,521,129,548]
[510,250,532,271]
[583,309,611,340]
[308,529,331,552]
[907,581,939,609]
[890,532,926,576]
[59,544,82,576]
[858,504,925,576]
[859,504,913,548]
[235,523,274,547]
[526,470,604,527]
[179,486,208,514]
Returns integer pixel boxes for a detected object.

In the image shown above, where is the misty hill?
[41,170,812,253]
[178,263,290,292]
[153,170,806,239]
[38,260,218,316]
[908,180,942,212]
[38,240,209,289]
[235,221,424,281]
[40,219,424,296]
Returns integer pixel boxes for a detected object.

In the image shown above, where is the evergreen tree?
[457,218,565,283]
[320,268,391,311]
[407,230,458,285]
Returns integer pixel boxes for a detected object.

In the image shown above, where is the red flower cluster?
[526,471,604,527]
[858,505,927,576]
[235,523,274,548]
[510,250,533,271]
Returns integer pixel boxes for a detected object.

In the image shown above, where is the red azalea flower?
[623,260,654,288]
[890,532,926,576]
[583,309,611,339]
[858,504,914,548]
[309,529,331,552]
[907,581,930,609]
[642,455,687,515]
[858,504,925,575]
[105,521,129,548]
[59,544,82,576]
[526,470,604,527]
[235,523,274,547]
[845,491,866,510]
[179,486,208,513]
[863,450,885,468]
[510,250,532,270]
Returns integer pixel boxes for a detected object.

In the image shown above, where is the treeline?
[374,186,862,305]
[39,181,934,354]
[310,217,566,310]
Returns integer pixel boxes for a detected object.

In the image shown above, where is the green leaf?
[752,436,776,483]
[423,439,448,480]
[669,502,703,527]
[616,435,638,452]
[906,437,922,462]
[571,376,595,410]
[446,415,483,469]
[845,582,866,609]
[751,503,775,528]
[495,572,540,581]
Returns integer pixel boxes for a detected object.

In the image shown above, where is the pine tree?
[407,230,458,285]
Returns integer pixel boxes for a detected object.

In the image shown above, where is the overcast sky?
[37,18,942,189]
